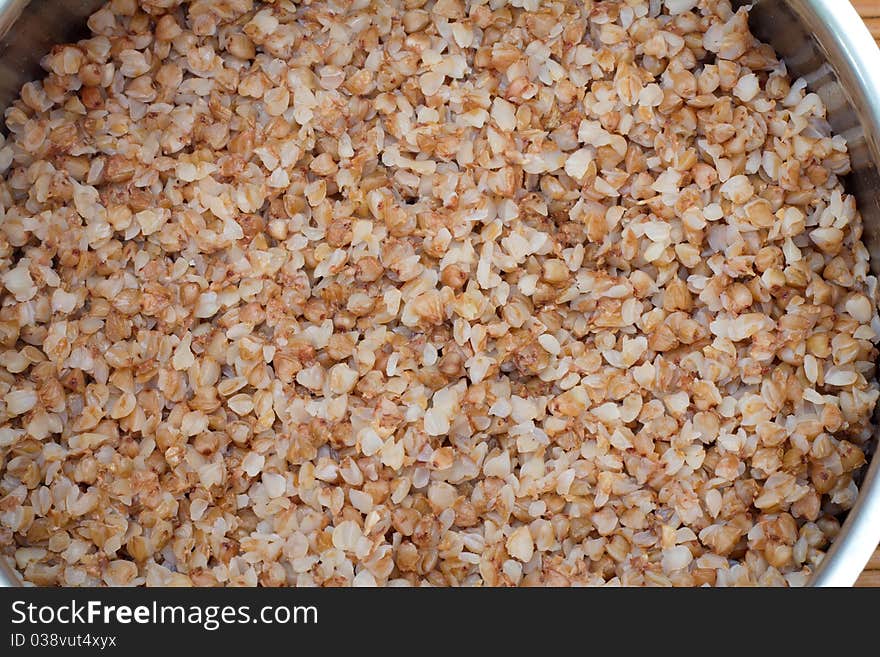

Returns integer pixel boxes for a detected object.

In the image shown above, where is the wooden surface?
[852,0,880,587]
[854,0,880,46]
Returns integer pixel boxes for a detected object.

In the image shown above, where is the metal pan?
[0,0,878,587]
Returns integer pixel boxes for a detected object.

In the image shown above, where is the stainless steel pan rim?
[745,0,880,588]
[0,0,879,588]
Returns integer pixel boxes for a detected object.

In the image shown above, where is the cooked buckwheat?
[1,0,878,587]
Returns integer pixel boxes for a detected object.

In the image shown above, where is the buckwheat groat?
[1,0,878,587]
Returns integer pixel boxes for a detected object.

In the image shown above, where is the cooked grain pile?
[0,0,878,586]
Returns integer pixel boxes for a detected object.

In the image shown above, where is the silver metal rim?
[774,0,880,587]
